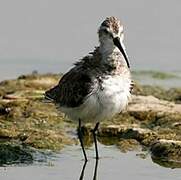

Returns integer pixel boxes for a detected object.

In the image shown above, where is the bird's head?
[98,16,130,68]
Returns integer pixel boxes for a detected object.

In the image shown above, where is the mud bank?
[0,73,181,167]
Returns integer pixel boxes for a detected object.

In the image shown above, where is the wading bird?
[45,16,132,161]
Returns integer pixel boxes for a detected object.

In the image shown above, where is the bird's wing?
[45,67,94,108]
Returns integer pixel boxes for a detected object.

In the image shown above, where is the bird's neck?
[99,41,120,67]
[99,40,116,54]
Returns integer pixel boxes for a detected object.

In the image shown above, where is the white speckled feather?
[61,74,131,123]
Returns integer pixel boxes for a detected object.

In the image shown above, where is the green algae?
[0,73,74,154]
[0,72,181,167]
[150,140,181,167]
[133,82,181,103]
[0,142,33,165]
[117,139,141,153]
[132,70,179,80]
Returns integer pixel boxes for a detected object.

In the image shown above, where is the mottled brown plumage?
[45,45,130,108]
[101,17,121,34]
[45,16,132,160]
[45,69,93,107]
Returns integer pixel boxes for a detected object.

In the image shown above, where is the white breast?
[60,75,131,123]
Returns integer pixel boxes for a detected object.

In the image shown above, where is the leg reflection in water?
[93,159,99,180]
[79,161,87,180]
[79,159,99,180]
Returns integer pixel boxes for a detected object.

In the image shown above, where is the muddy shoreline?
[0,73,181,168]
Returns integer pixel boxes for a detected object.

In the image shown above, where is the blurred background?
[0,1,181,179]
[0,0,180,81]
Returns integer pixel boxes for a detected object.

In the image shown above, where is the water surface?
[0,144,181,180]
[0,1,181,179]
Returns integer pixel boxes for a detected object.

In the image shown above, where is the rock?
[128,95,181,116]
[151,139,181,160]
[98,125,158,146]
[133,82,181,103]
[117,139,141,153]
[0,74,74,151]
[0,143,33,165]
[0,73,181,167]
[150,139,181,167]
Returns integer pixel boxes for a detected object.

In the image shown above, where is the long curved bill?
[113,37,130,68]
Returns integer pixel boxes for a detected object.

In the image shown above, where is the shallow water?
[0,1,181,179]
[133,71,181,88]
[1,144,181,180]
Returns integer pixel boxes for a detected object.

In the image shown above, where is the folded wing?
[45,68,94,108]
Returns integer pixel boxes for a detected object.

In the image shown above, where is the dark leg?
[92,122,100,159]
[79,160,87,180]
[78,119,88,162]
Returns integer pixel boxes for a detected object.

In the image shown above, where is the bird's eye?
[103,29,109,34]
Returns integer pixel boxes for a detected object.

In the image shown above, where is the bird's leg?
[78,119,88,162]
[92,122,100,159]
